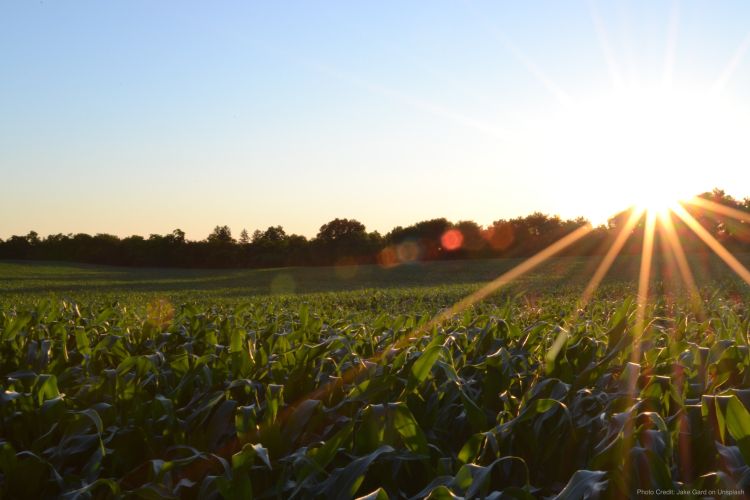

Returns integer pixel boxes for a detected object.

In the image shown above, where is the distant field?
[1,252,746,303]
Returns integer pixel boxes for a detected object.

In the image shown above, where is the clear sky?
[3,1,750,240]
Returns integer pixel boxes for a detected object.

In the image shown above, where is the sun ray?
[657,217,680,300]
[614,0,640,87]
[619,209,657,496]
[216,205,694,475]
[580,207,644,305]
[658,210,701,483]
[501,40,576,111]
[632,210,657,368]
[659,211,705,318]
[246,199,750,460]
[672,203,750,285]
[549,210,644,368]
[464,1,575,111]
[587,0,625,89]
[303,60,510,140]
[274,223,594,413]
[508,45,575,110]
[684,196,750,223]
[205,219,600,477]
[425,223,593,327]
[711,30,750,97]
[683,198,750,248]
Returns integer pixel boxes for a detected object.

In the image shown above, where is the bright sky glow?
[523,87,750,222]
[2,1,750,239]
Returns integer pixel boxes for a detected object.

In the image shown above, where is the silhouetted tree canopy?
[2,188,748,269]
[317,218,366,243]
[207,225,234,244]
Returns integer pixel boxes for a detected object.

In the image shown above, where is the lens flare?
[440,229,464,251]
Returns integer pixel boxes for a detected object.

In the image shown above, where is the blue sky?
[3,1,750,239]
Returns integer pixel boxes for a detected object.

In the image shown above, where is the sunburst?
[253,0,750,448]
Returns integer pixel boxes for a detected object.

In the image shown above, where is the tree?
[207,225,234,244]
[263,226,286,242]
[316,219,367,243]
[385,218,453,260]
[239,229,250,244]
[454,220,485,252]
[485,219,515,253]
[26,231,40,245]
[314,218,372,264]
[171,229,186,244]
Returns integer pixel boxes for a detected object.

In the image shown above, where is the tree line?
[1,189,748,268]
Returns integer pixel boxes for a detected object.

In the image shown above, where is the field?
[2,256,750,498]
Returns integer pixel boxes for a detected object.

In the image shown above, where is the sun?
[631,180,684,218]
[527,86,745,224]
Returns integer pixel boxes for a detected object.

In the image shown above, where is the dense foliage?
[2,190,749,269]
[2,282,750,498]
